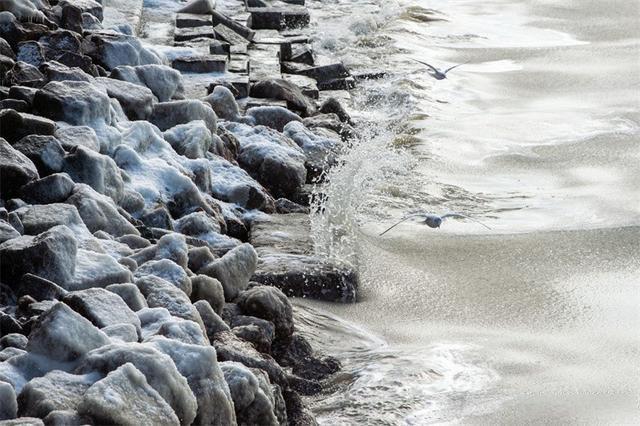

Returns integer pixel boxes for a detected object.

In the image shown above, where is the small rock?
[164,121,212,160]
[190,275,225,314]
[110,64,184,102]
[194,300,230,341]
[136,275,203,329]
[187,247,216,274]
[94,76,155,121]
[62,146,125,204]
[149,100,217,135]
[250,79,316,116]
[245,106,302,132]
[15,274,68,302]
[135,259,192,296]
[0,381,17,420]
[202,86,240,121]
[54,126,100,152]
[0,334,28,350]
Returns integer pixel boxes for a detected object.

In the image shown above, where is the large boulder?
[0,381,17,420]
[63,287,141,334]
[163,121,212,160]
[82,32,163,70]
[149,100,217,134]
[78,363,180,426]
[250,79,316,116]
[245,106,302,132]
[0,138,39,199]
[76,343,197,425]
[0,109,56,144]
[0,225,77,287]
[19,173,75,204]
[202,86,240,121]
[27,302,110,362]
[58,0,103,21]
[135,259,192,296]
[200,243,258,301]
[33,81,111,127]
[94,77,155,121]
[13,203,84,235]
[110,64,185,102]
[237,286,293,343]
[135,275,203,329]
[62,146,125,204]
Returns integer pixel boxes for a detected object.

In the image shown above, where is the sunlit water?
[296,0,640,424]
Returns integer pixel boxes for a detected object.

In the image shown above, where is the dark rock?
[319,97,351,123]
[0,36,14,59]
[0,138,39,199]
[135,275,204,329]
[0,99,28,113]
[0,311,23,336]
[317,76,356,91]
[0,334,27,350]
[187,247,216,274]
[247,8,310,30]
[19,173,75,204]
[54,125,100,152]
[12,135,64,177]
[245,106,302,132]
[94,77,155,120]
[303,113,356,140]
[202,85,240,121]
[149,100,217,134]
[211,11,256,41]
[15,273,68,302]
[0,12,48,50]
[5,61,46,87]
[190,275,225,314]
[194,299,230,341]
[16,41,46,67]
[14,202,83,235]
[275,198,309,214]
[41,60,93,83]
[177,0,216,14]
[60,4,83,33]
[0,220,20,243]
[232,324,273,354]
[289,44,314,65]
[237,285,294,343]
[0,381,17,421]
[8,86,37,106]
[0,110,56,145]
[82,32,162,70]
[282,61,349,82]
[175,13,213,28]
[58,0,103,22]
[250,79,316,116]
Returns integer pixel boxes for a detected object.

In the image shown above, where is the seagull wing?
[443,61,467,74]
[441,212,492,230]
[413,59,440,73]
[379,213,428,236]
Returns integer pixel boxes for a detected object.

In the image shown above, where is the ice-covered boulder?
[245,106,302,132]
[237,286,293,343]
[106,283,148,312]
[17,370,99,418]
[0,381,17,421]
[283,120,341,180]
[164,121,212,160]
[95,76,155,121]
[0,138,39,199]
[130,233,189,271]
[54,125,100,152]
[33,81,111,127]
[110,64,185,102]
[69,248,133,290]
[203,86,240,121]
[62,146,125,204]
[13,204,85,236]
[83,32,163,70]
[200,243,258,301]
[194,300,230,341]
[0,225,77,287]
[221,361,279,426]
[63,287,141,334]
[78,363,180,426]
[136,275,203,329]
[190,275,225,315]
[149,100,217,134]
[135,259,192,296]
[148,318,208,346]
[250,79,316,117]
[76,343,197,425]
[101,324,138,343]
[12,135,64,178]
[19,173,75,205]
[27,302,110,363]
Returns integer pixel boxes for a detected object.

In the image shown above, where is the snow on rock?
[17,370,99,418]
[83,32,164,70]
[147,318,208,347]
[27,303,110,363]
[134,259,192,296]
[200,243,258,301]
[130,233,189,271]
[283,120,341,180]
[13,203,86,236]
[163,121,212,160]
[145,337,236,426]
[62,287,141,334]
[68,248,133,290]
[110,64,185,102]
[19,173,75,205]
[101,324,138,343]
[106,283,148,312]
[54,125,100,152]
[94,76,155,121]
[32,81,111,128]
[0,381,18,420]
[135,275,203,330]
[77,362,180,426]
[75,343,197,425]
[62,146,125,204]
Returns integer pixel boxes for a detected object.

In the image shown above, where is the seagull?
[414,59,467,80]
[379,211,491,236]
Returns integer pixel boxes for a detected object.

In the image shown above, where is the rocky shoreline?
[0,0,368,424]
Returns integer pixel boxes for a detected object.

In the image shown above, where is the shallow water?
[299,0,640,423]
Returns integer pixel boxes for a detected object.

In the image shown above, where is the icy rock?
[101,324,138,343]
[41,61,93,83]
[0,225,77,287]
[130,233,189,271]
[140,206,174,230]
[190,275,225,315]
[164,121,212,160]
[174,211,222,241]
[178,0,216,14]
[15,274,68,302]
[68,248,133,291]
[32,81,111,127]
[149,318,208,346]
[76,344,197,425]
[62,146,125,204]
[63,287,141,333]
[146,337,237,426]
[245,106,302,132]
[13,204,84,236]
[17,370,98,418]
[0,138,39,199]
[135,275,203,329]
[117,234,151,250]
[54,126,100,152]
[275,198,309,214]
[0,418,44,425]
[41,410,92,426]
[83,32,163,70]
[0,110,56,145]
[149,100,217,134]
[106,283,148,312]
[135,259,192,296]
[58,0,103,22]
[0,221,20,244]
[319,97,351,123]
[250,79,316,117]
[303,113,356,140]
[0,334,28,351]
[0,347,26,362]
[65,184,138,237]
[220,361,279,426]
[77,363,180,426]
[206,155,274,211]
[19,174,75,205]
[194,300,230,340]
[27,302,110,362]
[110,64,185,102]
[237,286,293,343]
[202,86,240,121]
[94,77,155,121]
[200,243,258,301]
[5,61,46,87]
[187,247,216,273]
[0,381,17,420]
[283,120,341,180]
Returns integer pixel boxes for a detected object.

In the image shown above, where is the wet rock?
[319,97,351,123]
[76,344,197,425]
[101,323,138,343]
[17,370,98,418]
[135,259,192,296]
[303,113,356,141]
[237,286,293,343]
[12,135,64,177]
[65,184,138,237]
[106,283,148,312]
[16,42,45,68]
[190,275,225,314]
[0,11,48,50]
[15,274,68,302]
[0,225,77,287]
[177,0,216,14]
[8,86,37,105]
[274,333,340,381]
[0,99,28,112]
[187,247,216,274]
[202,86,241,121]
[220,361,279,426]
[0,334,28,350]
[94,77,155,121]
[33,81,111,127]
[27,302,110,362]
[149,100,217,134]
[0,347,26,362]
[60,3,83,33]
[194,300,230,340]
[83,32,163,70]
[110,64,184,102]
[58,0,103,21]
[77,363,180,426]
[62,146,125,204]
[63,287,141,333]
[200,243,258,301]
[250,79,316,117]
[54,126,100,152]
[283,120,341,181]
[0,138,38,198]
[164,121,212,160]
[245,106,302,132]
[140,206,173,231]
[19,173,75,205]
[275,198,309,214]
[0,381,18,420]
[232,324,273,354]
[136,275,203,328]
[13,203,83,235]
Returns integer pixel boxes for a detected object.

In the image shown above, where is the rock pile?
[0,0,362,423]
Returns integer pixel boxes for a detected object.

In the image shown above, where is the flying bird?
[379,211,491,236]
[414,59,467,80]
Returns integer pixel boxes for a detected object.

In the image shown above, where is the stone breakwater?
[0,0,368,423]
